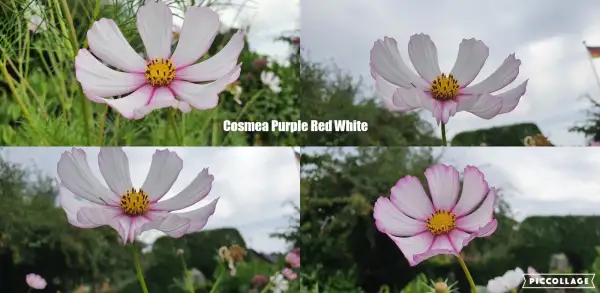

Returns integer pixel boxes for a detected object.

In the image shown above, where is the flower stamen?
[145,58,176,87]
[119,188,150,216]
[430,73,460,101]
[426,210,456,235]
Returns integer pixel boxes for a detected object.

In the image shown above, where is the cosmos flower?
[373,164,497,266]
[370,34,528,125]
[261,71,282,93]
[285,250,300,268]
[24,1,46,33]
[282,268,297,280]
[58,148,219,244]
[75,0,244,119]
[270,273,290,293]
[487,267,525,293]
[26,274,47,290]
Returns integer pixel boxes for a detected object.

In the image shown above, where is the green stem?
[114,116,120,146]
[441,123,447,146]
[132,244,149,293]
[168,109,181,145]
[209,269,226,293]
[221,89,265,145]
[97,105,108,145]
[179,254,194,293]
[0,60,33,123]
[456,255,477,293]
[211,104,220,146]
[259,282,273,293]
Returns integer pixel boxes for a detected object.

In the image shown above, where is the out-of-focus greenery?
[0,0,298,146]
[451,123,544,146]
[294,147,600,293]
[571,94,600,144]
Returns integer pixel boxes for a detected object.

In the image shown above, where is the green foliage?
[451,122,543,146]
[570,94,600,143]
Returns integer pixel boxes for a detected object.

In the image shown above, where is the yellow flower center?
[430,73,460,101]
[426,210,456,235]
[145,58,176,87]
[119,188,150,216]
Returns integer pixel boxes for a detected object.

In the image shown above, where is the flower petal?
[176,30,244,82]
[136,0,172,59]
[408,34,442,83]
[392,87,434,112]
[87,18,146,72]
[390,176,435,221]
[413,235,458,264]
[151,168,213,211]
[133,87,181,118]
[57,148,119,205]
[371,68,405,111]
[141,149,183,202]
[447,229,473,253]
[373,197,428,236]
[98,148,133,196]
[144,211,191,238]
[456,188,497,232]
[432,100,458,125]
[370,37,430,89]
[456,93,503,119]
[169,64,241,110]
[77,206,123,231]
[497,79,528,114]
[457,219,498,249]
[387,232,434,266]
[170,6,220,68]
[173,197,219,233]
[462,54,521,94]
[60,186,103,228]
[75,49,146,97]
[83,85,155,119]
[424,164,460,211]
[452,166,489,217]
[450,38,489,87]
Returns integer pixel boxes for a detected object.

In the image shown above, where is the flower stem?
[441,123,447,146]
[132,244,149,293]
[168,108,181,145]
[97,105,108,146]
[0,59,32,123]
[179,254,194,293]
[209,269,226,293]
[221,89,265,145]
[456,255,477,293]
[259,282,273,293]
[114,116,120,146]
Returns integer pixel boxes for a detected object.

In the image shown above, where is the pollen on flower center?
[426,210,456,235]
[430,73,460,101]
[145,58,176,87]
[119,188,150,216]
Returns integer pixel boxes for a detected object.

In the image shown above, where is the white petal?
[371,68,405,111]
[136,0,173,59]
[456,188,497,232]
[173,198,219,233]
[141,149,183,202]
[370,37,430,89]
[151,168,213,211]
[143,211,191,238]
[497,79,528,114]
[392,87,434,112]
[462,54,521,94]
[98,148,133,196]
[456,93,503,119]
[408,34,442,83]
[75,49,146,97]
[57,148,119,205]
[373,197,428,237]
[450,38,489,87]
[133,87,180,118]
[424,164,460,211]
[176,30,245,82]
[170,6,220,68]
[87,18,147,72]
[59,187,103,228]
[83,85,154,119]
[169,64,241,110]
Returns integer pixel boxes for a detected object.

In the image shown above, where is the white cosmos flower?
[58,148,219,244]
[486,267,525,293]
[260,71,282,93]
[75,0,244,119]
[270,273,289,293]
[370,34,528,125]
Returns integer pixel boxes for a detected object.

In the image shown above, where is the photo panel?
[0,147,300,292]
[299,147,600,292]
[301,0,600,146]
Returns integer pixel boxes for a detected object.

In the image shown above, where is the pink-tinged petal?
[458,219,498,249]
[373,197,428,236]
[151,168,213,211]
[75,49,146,97]
[173,197,219,233]
[133,87,180,118]
[413,235,458,264]
[113,215,133,245]
[387,232,434,266]
[144,212,191,238]
[83,85,155,119]
[176,30,244,82]
[98,148,133,196]
[447,229,473,253]
[497,79,528,114]
[26,274,47,290]
[456,188,497,232]
[371,68,406,111]
[141,149,183,202]
[452,166,489,217]
[77,206,123,230]
[59,187,103,228]
[456,93,503,119]
[462,54,521,95]
[170,6,220,68]
[390,176,435,220]
[450,38,489,87]
[424,164,460,211]
[408,34,442,83]
[432,100,458,125]
[136,0,173,59]
[170,64,241,110]
[370,37,430,89]
[392,87,434,112]
[57,148,120,205]
[87,18,146,72]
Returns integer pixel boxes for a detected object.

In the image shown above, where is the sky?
[303,147,600,221]
[301,0,600,146]
[1,147,300,253]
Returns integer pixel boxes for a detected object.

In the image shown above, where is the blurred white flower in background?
[24,1,46,33]
[270,273,289,293]
[260,71,282,93]
[486,267,524,293]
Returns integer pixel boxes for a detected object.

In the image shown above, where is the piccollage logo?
[522,273,595,289]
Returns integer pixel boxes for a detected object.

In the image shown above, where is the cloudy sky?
[303,147,600,220]
[301,0,600,146]
[2,147,299,253]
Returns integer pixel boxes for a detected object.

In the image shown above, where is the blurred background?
[0,147,300,292]
[296,147,600,292]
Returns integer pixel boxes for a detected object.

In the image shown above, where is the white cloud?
[1,147,299,253]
